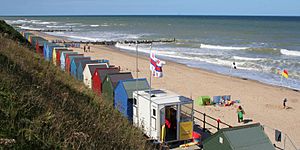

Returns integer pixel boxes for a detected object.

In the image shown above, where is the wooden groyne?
[52,38,176,45]
[25,29,73,32]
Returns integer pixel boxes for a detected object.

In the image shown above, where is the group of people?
[83,44,91,52]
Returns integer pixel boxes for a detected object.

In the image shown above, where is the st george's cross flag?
[150,51,166,78]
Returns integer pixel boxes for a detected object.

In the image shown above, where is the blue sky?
[1,0,300,16]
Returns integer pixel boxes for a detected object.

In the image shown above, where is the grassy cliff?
[0,21,150,149]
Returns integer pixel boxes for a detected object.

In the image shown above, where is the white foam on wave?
[115,43,177,55]
[19,26,42,30]
[33,21,56,25]
[90,25,99,27]
[115,43,149,53]
[5,19,35,24]
[280,49,300,57]
[46,25,70,28]
[200,44,248,50]
[233,56,264,61]
[101,24,109,27]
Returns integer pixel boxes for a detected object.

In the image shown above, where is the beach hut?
[132,89,194,142]
[24,32,33,41]
[48,46,65,62]
[28,35,38,44]
[60,51,78,71]
[91,68,120,95]
[31,36,44,47]
[65,54,84,74]
[102,72,133,103]
[56,49,72,66]
[203,123,275,150]
[77,60,109,81]
[52,47,69,65]
[83,64,109,88]
[70,57,91,78]
[114,78,150,122]
[34,37,47,54]
[43,43,59,60]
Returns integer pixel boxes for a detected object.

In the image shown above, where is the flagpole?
[149,43,153,95]
[136,41,139,79]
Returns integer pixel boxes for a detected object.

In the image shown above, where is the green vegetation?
[0,20,31,48]
[0,20,150,149]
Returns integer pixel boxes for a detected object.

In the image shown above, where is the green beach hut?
[203,123,275,150]
[102,72,133,104]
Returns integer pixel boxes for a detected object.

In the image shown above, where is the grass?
[0,20,150,149]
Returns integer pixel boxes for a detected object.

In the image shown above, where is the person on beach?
[283,98,288,109]
[232,62,237,69]
[88,45,90,52]
[83,45,86,52]
[237,106,245,123]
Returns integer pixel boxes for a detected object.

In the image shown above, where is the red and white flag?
[150,51,165,78]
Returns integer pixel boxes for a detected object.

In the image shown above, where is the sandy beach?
[34,31,300,147]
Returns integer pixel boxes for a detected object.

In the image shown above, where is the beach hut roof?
[80,60,106,69]
[106,72,133,88]
[88,64,109,76]
[203,123,275,150]
[118,78,149,99]
[94,68,119,82]
[73,57,91,67]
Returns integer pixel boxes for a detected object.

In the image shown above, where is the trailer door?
[150,105,158,139]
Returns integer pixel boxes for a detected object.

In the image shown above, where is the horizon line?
[1,14,300,17]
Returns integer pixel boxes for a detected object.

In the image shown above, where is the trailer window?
[152,109,156,116]
[180,103,193,122]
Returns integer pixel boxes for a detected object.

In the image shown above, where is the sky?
[1,0,300,16]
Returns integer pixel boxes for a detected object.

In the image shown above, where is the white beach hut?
[83,63,109,88]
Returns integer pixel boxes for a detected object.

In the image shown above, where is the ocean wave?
[34,21,56,25]
[280,49,300,57]
[65,23,82,26]
[90,25,99,27]
[5,19,34,24]
[101,24,109,27]
[233,56,265,61]
[200,44,248,50]
[46,25,70,28]
[19,26,42,30]
[63,35,103,42]
[115,43,149,53]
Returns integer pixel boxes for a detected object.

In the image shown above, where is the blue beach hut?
[70,57,91,78]
[60,51,77,71]
[77,59,109,81]
[114,78,149,121]
[43,43,59,61]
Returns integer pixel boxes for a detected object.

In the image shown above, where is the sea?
[2,16,300,90]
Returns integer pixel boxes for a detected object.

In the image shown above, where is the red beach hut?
[56,49,72,66]
[92,67,120,96]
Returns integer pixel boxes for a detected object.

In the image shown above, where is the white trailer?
[133,89,194,143]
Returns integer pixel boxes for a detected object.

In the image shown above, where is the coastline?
[33,31,300,147]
